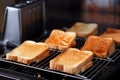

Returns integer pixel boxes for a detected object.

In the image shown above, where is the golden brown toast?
[50,48,93,74]
[100,28,120,44]
[103,28,120,34]
[100,33,120,44]
[6,40,49,64]
[67,22,98,37]
[81,36,115,58]
[45,29,76,50]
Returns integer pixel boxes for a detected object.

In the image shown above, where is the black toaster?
[1,0,46,48]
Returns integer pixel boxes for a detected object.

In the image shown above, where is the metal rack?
[0,37,120,80]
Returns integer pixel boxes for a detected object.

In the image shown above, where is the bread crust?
[6,40,49,64]
[50,48,93,74]
[81,61,93,72]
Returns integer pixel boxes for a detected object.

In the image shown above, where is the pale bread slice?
[67,22,98,37]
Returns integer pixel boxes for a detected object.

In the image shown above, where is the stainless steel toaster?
[0,0,16,36]
[1,0,46,47]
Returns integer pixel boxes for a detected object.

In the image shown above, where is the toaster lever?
[6,41,18,48]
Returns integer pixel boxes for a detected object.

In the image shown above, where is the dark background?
[45,0,120,31]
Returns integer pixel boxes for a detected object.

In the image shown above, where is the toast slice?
[100,33,120,45]
[50,48,93,74]
[103,27,120,34]
[6,40,49,64]
[45,29,76,50]
[100,28,120,44]
[67,22,98,37]
[81,36,115,58]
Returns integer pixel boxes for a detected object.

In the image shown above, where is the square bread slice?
[50,48,93,74]
[66,22,98,37]
[6,40,49,64]
[45,29,76,50]
[100,28,120,44]
[81,36,115,58]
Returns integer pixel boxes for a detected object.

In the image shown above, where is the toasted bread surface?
[81,36,115,58]
[100,33,120,44]
[45,29,76,50]
[50,48,93,74]
[103,28,120,34]
[6,40,49,64]
[100,28,120,44]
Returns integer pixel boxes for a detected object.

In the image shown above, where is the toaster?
[1,0,46,48]
[0,0,16,36]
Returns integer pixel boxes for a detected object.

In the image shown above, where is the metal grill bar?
[109,49,120,61]
[87,59,110,79]
[31,50,62,68]
[74,37,86,49]
[0,53,111,80]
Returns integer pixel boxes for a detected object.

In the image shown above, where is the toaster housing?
[1,0,46,47]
